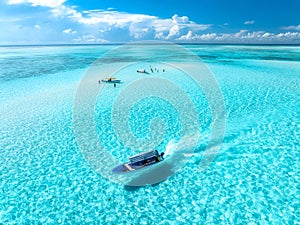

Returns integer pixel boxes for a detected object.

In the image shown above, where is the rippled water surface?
[0,44,299,224]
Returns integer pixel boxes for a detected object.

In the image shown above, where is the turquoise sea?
[0,44,299,224]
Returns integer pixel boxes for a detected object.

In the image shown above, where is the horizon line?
[1,42,300,47]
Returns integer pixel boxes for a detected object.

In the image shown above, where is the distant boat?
[101,78,121,83]
[137,69,149,74]
[112,150,165,173]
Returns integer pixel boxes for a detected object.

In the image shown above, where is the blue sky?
[0,0,299,44]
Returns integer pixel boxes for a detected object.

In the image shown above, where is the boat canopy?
[129,150,159,164]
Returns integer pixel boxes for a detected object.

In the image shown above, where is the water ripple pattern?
[73,42,226,186]
[0,44,299,224]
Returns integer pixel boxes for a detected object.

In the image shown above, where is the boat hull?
[112,161,160,174]
[112,164,131,173]
[101,79,121,83]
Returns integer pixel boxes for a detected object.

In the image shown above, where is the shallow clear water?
[0,44,299,224]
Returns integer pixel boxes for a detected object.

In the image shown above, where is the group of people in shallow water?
[150,65,166,73]
[137,65,166,74]
[99,65,166,87]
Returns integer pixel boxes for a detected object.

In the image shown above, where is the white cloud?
[63,28,71,33]
[7,0,66,8]
[178,31,217,41]
[7,0,26,4]
[281,24,300,31]
[0,17,24,22]
[177,30,193,41]
[154,32,164,39]
[51,5,82,20]
[234,29,248,37]
[262,32,271,38]
[171,14,188,23]
[72,35,108,43]
[148,14,210,40]
[128,23,149,39]
[2,0,300,44]
[63,28,76,34]
[177,30,300,43]
[198,33,217,41]
[52,6,157,27]
[166,25,180,39]
[49,6,211,41]
[244,20,255,25]
[4,0,211,42]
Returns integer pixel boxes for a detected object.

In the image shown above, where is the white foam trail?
[164,132,199,158]
[164,139,177,157]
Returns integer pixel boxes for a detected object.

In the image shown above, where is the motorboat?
[112,150,164,173]
[101,78,121,83]
[137,69,149,74]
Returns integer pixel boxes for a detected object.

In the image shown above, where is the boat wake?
[164,132,199,160]
[164,139,177,157]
